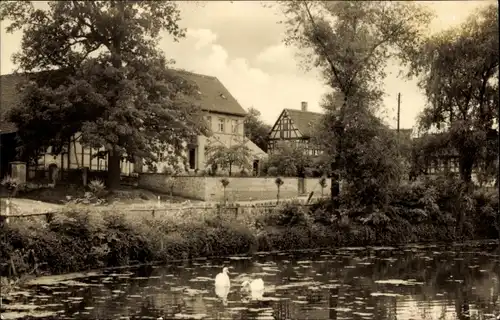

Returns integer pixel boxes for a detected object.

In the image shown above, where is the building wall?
[32,132,134,178]
[199,113,247,170]
[150,112,266,175]
[138,174,331,201]
[138,174,207,200]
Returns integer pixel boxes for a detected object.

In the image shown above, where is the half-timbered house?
[0,70,266,181]
[267,102,323,156]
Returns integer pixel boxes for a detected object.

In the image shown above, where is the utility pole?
[397,93,401,133]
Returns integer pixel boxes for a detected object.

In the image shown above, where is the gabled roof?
[171,69,247,117]
[270,107,415,141]
[0,69,246,134]
[283,108,323,138]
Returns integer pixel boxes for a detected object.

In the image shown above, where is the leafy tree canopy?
[406,3,499,183]
[0,1,209,188]
[243,107,271,152]
[205,141,252,176]
[276,0,432,206]
[266,141,312,177]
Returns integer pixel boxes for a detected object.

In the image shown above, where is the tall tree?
[277,1,433,205]
[0,1,208,189]
[265,140,312,177]
[244,107,271,152]
[205,142,252,176]
[405,4,499,184]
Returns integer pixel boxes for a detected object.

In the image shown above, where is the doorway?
[0,133,17,179]
[252,160,259,176]
[188,148,196,170]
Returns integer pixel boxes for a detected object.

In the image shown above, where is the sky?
[0,1,495,129]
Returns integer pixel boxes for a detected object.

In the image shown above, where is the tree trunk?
[229,163,232,176]
[459,151,475,183]
[330,120,344,210]
[107,151,121,190]
[330,160,341,209]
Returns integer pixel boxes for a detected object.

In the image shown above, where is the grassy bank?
[1,179,498,278]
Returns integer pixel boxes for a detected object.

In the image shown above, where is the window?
[218,118,225,132]
[231,119,238,134]
[206,116,212,130]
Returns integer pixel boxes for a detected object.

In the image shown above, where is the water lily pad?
[6,291,32,297]
[189,277,212,282]
[275,281,321,290]
[3,304,39,311]
[173,313,207,319]
[371,292,402,297]
[185,288,209,296]
[248,307,273,312]
[370,246,396,251]
[229,256,251,260]
[25,272,101,286]
[330,307,352,312]
[0,310,57,319]
[260,296,285,301]
[353,312,373,317]
[375,279,424,286]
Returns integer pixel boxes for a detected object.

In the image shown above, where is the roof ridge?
[285,108,323,115]
[171,68,218,80]
[0,67,248,119]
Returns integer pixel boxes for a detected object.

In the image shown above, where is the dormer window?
[220,93,227,99]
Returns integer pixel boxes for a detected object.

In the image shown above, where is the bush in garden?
[267,166,278,176]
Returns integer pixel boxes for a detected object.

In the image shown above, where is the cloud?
[160,28,330,126]
[163,27,426,129]
[6,0,491,130]
[255,44,299,75]
[187,29,218,50]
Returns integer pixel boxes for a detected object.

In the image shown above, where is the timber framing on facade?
[267,107,323,156]
[0,69,266,179]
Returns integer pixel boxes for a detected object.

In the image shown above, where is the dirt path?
[1,198,63,215]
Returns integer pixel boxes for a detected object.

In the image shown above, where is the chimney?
[301,101,308,112]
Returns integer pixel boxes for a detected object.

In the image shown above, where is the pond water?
[3,241,500,320]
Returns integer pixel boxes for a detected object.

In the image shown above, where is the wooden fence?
[0,196,327,225]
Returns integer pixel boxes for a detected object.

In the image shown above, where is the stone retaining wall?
[138,174,331,201]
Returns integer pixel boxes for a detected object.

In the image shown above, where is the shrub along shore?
[0,178,498,278]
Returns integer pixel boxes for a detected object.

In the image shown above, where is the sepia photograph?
[0,1,498,319]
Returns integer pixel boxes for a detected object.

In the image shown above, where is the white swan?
[215,267,230,305]
[241,278,265,300]
[215,267,231,287]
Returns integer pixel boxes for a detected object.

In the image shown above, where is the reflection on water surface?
[2,241,500,320]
